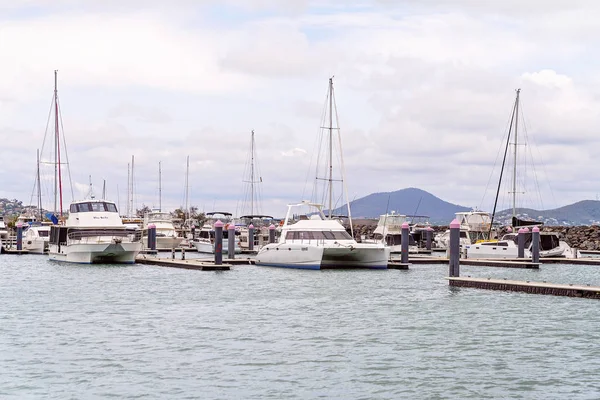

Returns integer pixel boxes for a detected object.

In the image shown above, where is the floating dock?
[135,256,231,270]
[387,261,410,270]
[1,248,30,255]
[448,277,600,299]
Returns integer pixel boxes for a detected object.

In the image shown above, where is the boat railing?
[67,229,142,242]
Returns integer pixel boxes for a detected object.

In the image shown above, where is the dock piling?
[426,226,433,251]
[248,224,255,251]
[449,219,460,277]
[401,222,409,264]
[269,224,276,244]
[228,223,235,260]
[532,226,540,263]
[16,223,23,251]
[181,247,185,260]
[518,227,528,258]
[214,220,223,265]
[148,224,157,251]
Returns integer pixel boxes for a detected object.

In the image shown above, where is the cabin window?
[38,230,49,237]
[105,203,118,213]
[70,204,78,213]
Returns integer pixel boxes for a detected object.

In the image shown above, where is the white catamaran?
[255,78,389,269]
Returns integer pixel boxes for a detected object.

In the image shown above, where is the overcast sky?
[1,0,600,218]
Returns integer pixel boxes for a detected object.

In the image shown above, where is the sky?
[1,0,600,218]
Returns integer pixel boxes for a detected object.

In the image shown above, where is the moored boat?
[48,199,142,264]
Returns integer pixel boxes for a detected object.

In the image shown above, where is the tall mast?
[53,71,58,214]
[37,149,42,221]
[158,161,162,212]
[102,180,106,199]
[250,130,255,216]
[512,89,520,220]
[130,155,135,217]
[185,155,190,221]
[126,162,130,217]
[328,77,333,219]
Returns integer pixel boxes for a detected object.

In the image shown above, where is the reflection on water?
[1,254,599,399]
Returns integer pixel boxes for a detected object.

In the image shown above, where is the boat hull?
[23,238,48,254]
[48,242,142,264]
[193,239,242,254]
[143,236,184,250]
[255,243,390,270]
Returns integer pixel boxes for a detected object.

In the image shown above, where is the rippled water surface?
[1,255,600,399]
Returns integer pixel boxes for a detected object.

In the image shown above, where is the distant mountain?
[494,200,600,226]
[332,187,471,224]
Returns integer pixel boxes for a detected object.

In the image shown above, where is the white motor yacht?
[48,199,142,264]
[143,210,183,250]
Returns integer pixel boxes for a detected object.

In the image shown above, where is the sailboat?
[465,89,567,259]
[255,78,390,269]
[141,160,184,250]
[237,130,273,250]
[22,149,51,254]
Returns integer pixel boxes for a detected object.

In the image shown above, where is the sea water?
[1,254,599,399]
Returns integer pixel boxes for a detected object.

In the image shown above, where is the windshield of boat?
[70,202,118,213]
[285,230,353,240]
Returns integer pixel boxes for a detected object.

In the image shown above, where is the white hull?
[465,243,524,259]
[143,236,184,250]
[48,242,142,264]
[193,239,242,254]
[256,242,390,270]
[23,238,48,254]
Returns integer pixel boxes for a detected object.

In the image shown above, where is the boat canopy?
[512,216,543,228]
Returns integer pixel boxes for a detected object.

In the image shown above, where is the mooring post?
[16,223,23,251]
[449,219,460,277]
[518,228,526,258]
[401,222,410,264]
[228,223,236,260]
[248,224,255,251]
[181,247,185,260]
[269,224,276,244]
[214,220,223,265]
[532,226,540,263]
[426,226,433,251]
[148,224,156,251]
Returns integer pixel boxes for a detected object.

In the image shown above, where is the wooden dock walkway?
[448,277,600,299]
[135,256,231,270]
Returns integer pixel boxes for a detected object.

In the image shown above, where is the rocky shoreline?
[350,222,600,251]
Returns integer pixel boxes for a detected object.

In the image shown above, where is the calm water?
[1,255,599,399]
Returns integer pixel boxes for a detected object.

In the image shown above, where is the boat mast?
[185,155,190,222]
[250,130,255,216]
[328,77,333,219]
[102,180,106,199]
[489,92,517,236]
[512,88,520,221]
[53,70,64,216]
[130,155,135,217]
[126,162,130,217]
[158,161,162,212]
[36,149,42,221]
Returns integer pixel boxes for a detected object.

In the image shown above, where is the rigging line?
[40,93,55,162]
[56,97,75,201]
[410,197,423,224]
[520,100,557,211]
[489,92,517,236]
[331,82,353,236]
[302,85,329,203]
[479,99,518,210]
